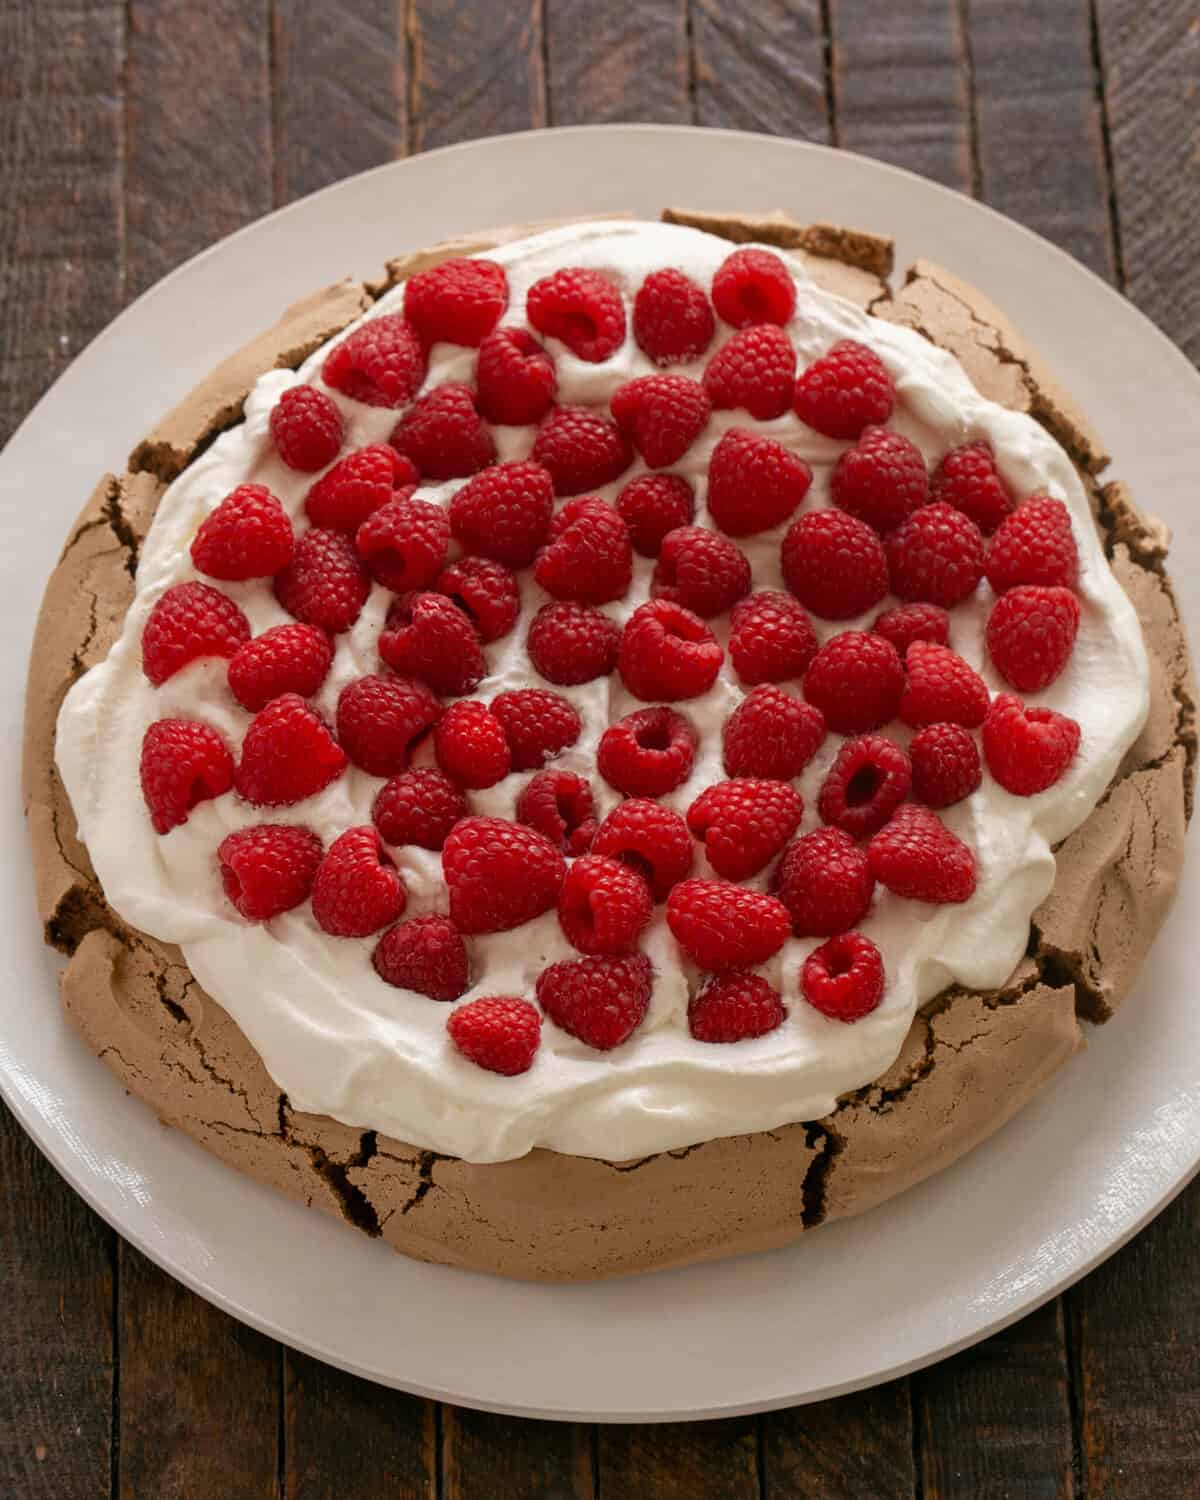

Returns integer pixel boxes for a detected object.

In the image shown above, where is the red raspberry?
[793,339,894,439]
[141,582,250,686]
[526,266,626,362]
[774,827,874,936]
[982,693,1080,795]
[801,932,885,1022]
[322,313,425,408]
[269,385,344,472]
[872,601,950,656]
[389,383,495,481]
[355,496,449,592]
[666,880,791,970]
[532,406,632,496]
[702,324,796,419]
[868,804,977,904]
[528,601,620,685]
[711,247,796,328]
[723,685,825,779]
[491,688,581,770]
[435,556,520,642]
[449,459,554,567]
[273,528,370,635]
[598,706,697,798]
[378,592,486,696]
[618,599,723,701]
[217,824,323,921]
[191,484,293,580]
[830,425,928,533]
[688,970,785,1043]
[557,854,652,956]
[899,640,990,729]
[728,590,818,686]
[227,623,333,713]
[448,996,541,1075]
[910,722,982,808]
[803,631,904,734]
[140,719,234,834]
[403,256,507,347]
[886,501,985,608]
[372,767,467,849]
[931,440,1014,534]
[534,496,633,605]
[305,444,420,532]
[335,674,441,778]
[986,585,1080,692]
[652,526,751,619]
[818,734,911,840]
[615,474,695,557]
[443,817,566,933]
[705,427,812,538]
[781,509,889,620]
[474,327,557,425]
[633,267,715,365]
[235,694,347,807]
[686,778,804,880]
[434,700,512,789]
[592,799,694,900]
[610,374,711,469]
[986,495,1079,593]
[536,954,653,1051]
[516,770,597,855]
[373,914,469,1001]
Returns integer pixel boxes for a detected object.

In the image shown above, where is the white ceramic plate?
[2,125,1198,1422]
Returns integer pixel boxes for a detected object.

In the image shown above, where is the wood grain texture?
[691,0,829,142]
[762,1381,915,1499]
[544,0,690,125]
[409,0,545,151]
[597,1419,759,1499]
[441,1409,594,1500]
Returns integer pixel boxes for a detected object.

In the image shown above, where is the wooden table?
[3,2,1199,1495]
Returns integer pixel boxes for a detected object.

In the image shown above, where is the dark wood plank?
[544,0,689,126]
[410,0,545,152]
[597,1419,758,1499]
[442,1408,593,1500]
[763,1382,915,1499]
[691,0,829,142]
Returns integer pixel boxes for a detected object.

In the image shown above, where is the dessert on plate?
[25,209,1194,1279]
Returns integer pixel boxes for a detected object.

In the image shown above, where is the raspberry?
[528,601,620,686]
[728,590,818,685]
[372,767,467,849]
[793,339,894,439]
[322,313,425,408]
[910,722,982,808]
[820,734,911,839]
[273,528,370,635]
[435,556,520,642]
[723,685,825,780]
[688,971,785,1043]
[666,880,791,970]
[801,932,885,1022]
[434,700,512,789]
[803,631,904,734]
[986,585,1080,692]
[705,427,812,538]
[774,827,874,936]
[355,496,449,593]
[830,425,929,533]
[235,694,348,807]
[516,770,597,855]
[615,474,695,557]
[474,326,557,425]
[532,406,632,496]
[618,599,722,701]
[557,854,652,956]
[403,256,507,347]
[139,719,234,834]
[702,324,796,419]
[931,440,1014,534]
[526,266,626,362]
[191,484,294,580]
[652,526,751,619]
[305,444,420,532]
[899,640,990,729]
[886,502,985,608]
[378,592,486,696]
[534,496,633,605]
[443,816,566,933]
[711,247,796,328]
[868,804,977,904]
[141,582,250,686]
[269,385,344,472]
[872,601,950,656]
[598,706,698,798]
[781,509,889,620]
[447,996,541,1075]
[389,383,495,481]
[592,799,694,900]
[610,374,711,469]
[491,688,581,771]
[985,495,1079,593]
[227,623,333,713]
[217,824,323,921]
[335,674,441,778]
[686,778,804,880]
[982,693,1080,795]
[633,267,715,365]
[449,459,554,567]
[372,914,469,1001]
[536,954,653,1051]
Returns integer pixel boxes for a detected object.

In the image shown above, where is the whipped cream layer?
[57,220,1149,1163]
